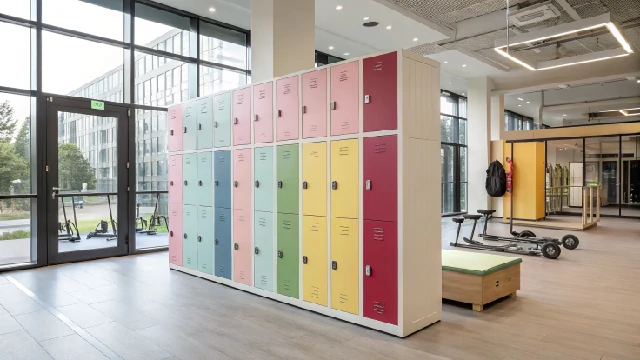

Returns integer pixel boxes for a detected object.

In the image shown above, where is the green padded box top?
[442,250,522,276]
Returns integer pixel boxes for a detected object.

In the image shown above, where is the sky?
[0,0,173,126]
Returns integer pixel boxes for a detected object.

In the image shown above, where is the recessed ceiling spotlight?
[563,114,567,116]
[462,93,466,96]
[363,16,369,21]
[518,104,522,107]
[209,7,216,12]
[462,64,467,67]
[443,61,448,64]
[526,101,530,103]
[637,80,640,83]
[336,5,343,10]
[386,25,392,30]
[518,97,523,101]
[413,37,418,42]
[343,52,350,56]
[329,46,334,50]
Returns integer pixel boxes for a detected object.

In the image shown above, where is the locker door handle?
[183,233,187,239]
[302,181,308,189]
[302,256,308,264]
[214,121,218,128]
[365,265,371,276]
[170,130,174,136]
[255,180,260,188]
[277,181,283,188]
[234,181,238,187]
[215,180,219,186]
[169,231,173,237]
[364,95,370,104]
[302,105,307,114]
[198,236,202,242]
[331,181,338,190]
[277,110,282,117]
[254,114,258,121]
[198,123,202,130]
[365,180,371,190]
[233,117,238,124]
[331,261,337,270]
[234,243,239,250]
[215,239,219,245]
[184,180,188,186]
[169,181,173,186]
[277,250,283,258]
[198,180,203,186]
[183,127,187,133]
[330,101,336,110]
[254,247,259,255]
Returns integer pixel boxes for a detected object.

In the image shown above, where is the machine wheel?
[541,242,561,259]
[86,234,92,239]
[519,230,537,238]
[561,234,579,250]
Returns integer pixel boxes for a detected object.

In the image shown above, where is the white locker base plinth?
[169,264,440,337]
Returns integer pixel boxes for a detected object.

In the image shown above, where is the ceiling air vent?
[509,1,561,27]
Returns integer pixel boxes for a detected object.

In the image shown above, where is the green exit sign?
[91,100,104,110]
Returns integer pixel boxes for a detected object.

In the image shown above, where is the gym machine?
[58,196,81,242]
[135,193,168,236]
[87,195,117,241]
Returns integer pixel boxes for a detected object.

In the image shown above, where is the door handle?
[365,265,371,276]
[51,187,59,200]
[197,236,202,242]
[365,180,371,190]
[255,180,260,188]
[331,181,338,190]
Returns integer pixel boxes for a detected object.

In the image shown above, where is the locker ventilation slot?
[283,280,292,291]
[311,286,319,298]
[373,227,384,241]
[339,293,349,304]
[373,301,385,314]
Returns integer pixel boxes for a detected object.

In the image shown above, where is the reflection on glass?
[199,66,247,96]
[135,3,190,55]
[586,137,620,209]
[0,23,31,90]
[43,0,123,41]
[546,139,583,213]
[440,95,457,116]
[199,20,247,69]
[135,109,169,191]
[135,52,188,106]
[135,193,169,249]
[622,135,640,217]
[0,0,30,19]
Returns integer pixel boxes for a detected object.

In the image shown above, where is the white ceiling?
[427,50,507,78]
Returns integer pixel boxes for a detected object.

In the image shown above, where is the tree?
[14,117,30,162]
[0,101,18,143]
[58,143,96,191]
[0,143,28,196]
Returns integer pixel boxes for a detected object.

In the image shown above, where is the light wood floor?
[0,217,638,360]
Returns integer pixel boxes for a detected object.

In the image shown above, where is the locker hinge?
[126,162,129,169]
[45,165,49,172]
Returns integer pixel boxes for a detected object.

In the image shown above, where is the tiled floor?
[0,217,638,360]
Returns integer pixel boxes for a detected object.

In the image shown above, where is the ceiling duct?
[508,1,561,27]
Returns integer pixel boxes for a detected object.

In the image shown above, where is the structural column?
[467,77,493,213]
[251,0,315,82]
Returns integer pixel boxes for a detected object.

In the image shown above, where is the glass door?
[46,98,130,264]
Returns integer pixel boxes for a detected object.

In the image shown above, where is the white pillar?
[467,77,493,213]
[490,92,504,141]
[251,0,315,83]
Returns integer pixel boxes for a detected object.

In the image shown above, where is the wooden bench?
[442,250,521,311]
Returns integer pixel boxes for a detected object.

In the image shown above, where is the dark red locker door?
[363,52,397,132]
[363,135,397,222]
[363,220,397,325]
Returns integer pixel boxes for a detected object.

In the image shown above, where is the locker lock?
[170,130,174,136]
[331,261,338,270]
[364,95,371,104]
[233,181,239,187]
[365,265,371,277]
[365,180,372,190]
[330,101,336,110]
[277,250,283,258]
[234,243,239,250]
[302,181,308,189]
[183,233,187,239]
[302,256,308,264]
[254,247,259,255]
[198,236,202,242]
[233,117,238,124]
[215,239,219,245]
[215,180,219,186]
[198,180,203,186]
[254,114,258,121]
[255,180,260,188]
[169,181,173,186]
[331,181,338,190]
[277,110,282,117]
[183,127,187,133]
[169,231,173,237]
[198,123,202,130]
[214,121,218,128]
[184,180,188,186]
[277,181,283,189]
[301,105,307,114]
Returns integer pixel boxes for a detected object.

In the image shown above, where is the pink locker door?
[233,87,251,145]
[168,155,182,206]
[233,149,251,211]
[302,69,327,138]
[169,203,183,266]
[168,104,183,151]
[276,76,299,141]
[233,208,252,285]
[330,61,359,135]
[253,82,273,144]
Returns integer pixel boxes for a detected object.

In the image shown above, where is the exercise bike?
[450,214,562,259]
[477,209,579,250]
[135,194,168,236]
[87,195,117,241]
[58,196,81,242]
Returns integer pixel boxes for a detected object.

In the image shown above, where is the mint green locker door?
[254,211,274,291]
[183,153,198,206]
[277,145,299,215]
[197,152,213,207]
[196,97,214,149]
[197,206,214,275]
[277,213,299,298]
[183,102,197,151]
[254,147,274,212]
[214,92,231,148]
[182,205,198,270]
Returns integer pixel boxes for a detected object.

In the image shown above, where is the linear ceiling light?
[494,13,633,71]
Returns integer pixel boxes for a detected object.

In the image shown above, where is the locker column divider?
[229,92,235,283]
[271,79,277,296]
[357,54,364,320]
[395,50,404,332]
[250,84,256,288]
[325,64,332,311]
[297,74,304,300]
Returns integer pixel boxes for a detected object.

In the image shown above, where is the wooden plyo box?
[442,250,521,311]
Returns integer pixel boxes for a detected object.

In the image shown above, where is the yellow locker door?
[330,139,359,219]
[330,217,359,315]
[302,142,327,217]
[302,216,328,306]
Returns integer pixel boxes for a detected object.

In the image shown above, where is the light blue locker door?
[183,153,198,206]
[197,206,214,275]
[214,207,232,279]
[197,152,213,207]
[197,97,214,149]
[254,211,274,291]
[214,150,231,209]
[214,92,231,148]
[183,102,197,151]
[182,205,198,270]
[254,147,274,212]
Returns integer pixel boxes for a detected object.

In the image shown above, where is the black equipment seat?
[452,217,465,224]
[477,209,496,215]
[463,214,482,220]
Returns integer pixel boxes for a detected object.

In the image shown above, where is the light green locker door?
[254,147,274,212]
[197,152,213,207]
[254,211,274,291]
[197,206,214,275]
[182,205,198,270]
[183,102,197,151]
[196,97,214,149]
[214,92,231,147]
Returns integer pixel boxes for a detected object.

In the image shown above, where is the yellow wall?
[502,142,545,221]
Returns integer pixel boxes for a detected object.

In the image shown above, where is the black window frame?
[440,90,468,215]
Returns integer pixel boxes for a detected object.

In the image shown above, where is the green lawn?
[0,213,30,221]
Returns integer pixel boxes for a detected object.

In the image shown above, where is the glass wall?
[622,135,640,217]
[505,110,535,131]
[440,92,468,214]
